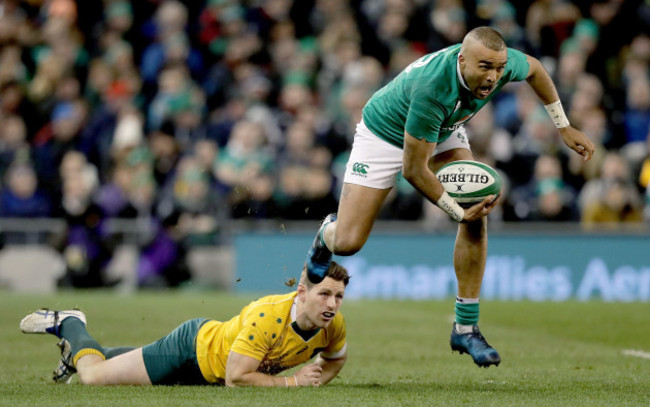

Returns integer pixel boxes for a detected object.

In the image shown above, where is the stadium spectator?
[623,76,650,144]
[148,123,181,188]
[565,107,608,190]
[158,155,228,246]
[80,79,138,175]
[0,43,28,86]
[0,162,51,218]
[20,262,349,387]
[32,100,88,198]
[140,0,192,86]
[505,154,577,222]
[525,0,581,57]
[54,158,117,288]
[273,121,337,220]
[581,178,644,227]
[95,163,132,218]
[0,114,29,181]
[215,119,275,218]
[578,151,633,214]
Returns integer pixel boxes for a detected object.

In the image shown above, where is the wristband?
[284,377,288,387]
[544,100,570,129]
[436,191,464,223]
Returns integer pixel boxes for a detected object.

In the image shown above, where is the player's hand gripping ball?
[436,160,502,208]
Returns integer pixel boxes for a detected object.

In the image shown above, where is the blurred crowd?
[0,0,649,287]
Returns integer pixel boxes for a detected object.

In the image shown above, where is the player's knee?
[332,234,364,256]
[77,368,101,385]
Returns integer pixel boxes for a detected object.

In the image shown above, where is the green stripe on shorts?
[142,318,212,385]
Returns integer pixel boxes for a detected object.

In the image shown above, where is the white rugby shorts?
[343,119,471,189]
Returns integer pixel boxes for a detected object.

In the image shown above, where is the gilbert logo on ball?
[436,160,502,207]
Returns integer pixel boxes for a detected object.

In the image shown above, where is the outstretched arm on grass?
[225,351,324,387]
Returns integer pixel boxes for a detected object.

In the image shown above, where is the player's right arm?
[402,132,496,223]
[225,351,322,387]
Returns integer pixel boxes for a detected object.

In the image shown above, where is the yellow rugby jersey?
[195,292,346,384]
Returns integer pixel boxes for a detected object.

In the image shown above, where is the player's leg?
[20,309,152,384]
[76,348,151,385]
[53,341,135,383]
[430,128,500,367]
[305,121,400,283]
[306,184,392,283]
[328,183,392,255]
[78,318,210,385]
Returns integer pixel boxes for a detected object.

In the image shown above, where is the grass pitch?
[1,290,648,406]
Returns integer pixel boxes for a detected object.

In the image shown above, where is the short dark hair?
[467,26,506,51]
[300,261,350,288]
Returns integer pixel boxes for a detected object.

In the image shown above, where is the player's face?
[302,277,345,329]
[459,42,507,100]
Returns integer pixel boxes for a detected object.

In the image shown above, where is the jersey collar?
[291,296,297,322]
[290,296,321,341]
[456,56,470,92]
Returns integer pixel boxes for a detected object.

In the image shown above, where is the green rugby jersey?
[362,44,530,148]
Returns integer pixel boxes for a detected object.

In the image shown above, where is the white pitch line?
[622,349,650,360]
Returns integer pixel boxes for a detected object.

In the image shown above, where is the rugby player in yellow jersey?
[20,262,349,387]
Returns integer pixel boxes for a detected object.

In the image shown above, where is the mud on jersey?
[362,44,529,149]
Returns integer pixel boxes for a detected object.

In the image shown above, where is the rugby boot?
[20,309,87,338]
[53,339,77,383]
[305,213,337,284]
[450,323,501,367]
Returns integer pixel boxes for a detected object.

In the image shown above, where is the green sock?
[60,318,105,361]
[102,346,135,359]
[455,301,479,325]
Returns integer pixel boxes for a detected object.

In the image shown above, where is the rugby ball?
[436,160,502,207]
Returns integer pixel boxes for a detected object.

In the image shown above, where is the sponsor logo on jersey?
[352,162,369,177]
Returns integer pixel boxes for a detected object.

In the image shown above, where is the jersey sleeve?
[320,313,347,359]
[229,311,276,361]
[404,84,447,144]
[504,48,530,82]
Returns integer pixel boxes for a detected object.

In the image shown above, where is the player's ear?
[297,283,307,301]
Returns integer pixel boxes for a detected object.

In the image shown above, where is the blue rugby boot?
[450,323,501,367]
[305,213,337,284]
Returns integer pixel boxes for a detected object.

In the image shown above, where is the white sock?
[455,324,474,334]
[456,297,479,304]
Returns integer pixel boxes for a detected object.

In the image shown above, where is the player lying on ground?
[20,262,349,386]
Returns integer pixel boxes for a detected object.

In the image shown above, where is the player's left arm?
[524,54,595,162]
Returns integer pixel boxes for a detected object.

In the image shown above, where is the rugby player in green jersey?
[306,27,594,368]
